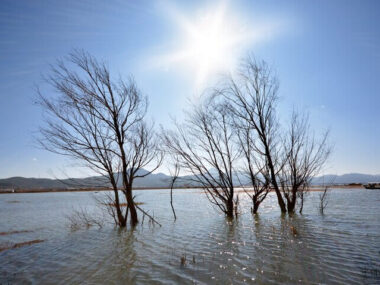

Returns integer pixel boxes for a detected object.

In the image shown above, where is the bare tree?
[236,123,270,214]
[319,185,330,215]
[168,159,180,220]
[220,57,287,212]
[278,112,331,213]
[220,56,331,214]
[37,50,162,227]
[162,98,240,218]
[318,177,333,215]
[298,186,307,214]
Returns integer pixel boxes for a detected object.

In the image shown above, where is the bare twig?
[135,204,162,227]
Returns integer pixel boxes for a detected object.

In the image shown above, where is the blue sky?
[0,0,379,178]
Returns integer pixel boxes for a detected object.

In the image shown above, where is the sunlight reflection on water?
[0,188,379,284]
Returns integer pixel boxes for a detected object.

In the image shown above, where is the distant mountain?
[312,173,380,185]
[0,171,173,191]
[0,171,377,192]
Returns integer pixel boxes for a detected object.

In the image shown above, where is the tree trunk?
[119,216,127,227]
[125,185,138,226]
[109,175,126,227]
[299,193,304,214]
[226,198,234,218]
[252,202,259,214]
[113,189,126,227]
[287,196,296,213]
[170,184,177,220]
[114,116,139,227]
[263,141,287,213]
[251,194,260,214]
[274,187,286,213]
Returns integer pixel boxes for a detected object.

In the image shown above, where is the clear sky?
[0,0,379,178]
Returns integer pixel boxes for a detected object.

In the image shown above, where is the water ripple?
[0,189,379,284]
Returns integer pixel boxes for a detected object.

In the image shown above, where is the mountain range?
[0,171,378,192]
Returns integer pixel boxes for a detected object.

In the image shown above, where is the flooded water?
[0,188,379,284]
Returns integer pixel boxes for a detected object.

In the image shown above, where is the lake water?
[0,188,379,284]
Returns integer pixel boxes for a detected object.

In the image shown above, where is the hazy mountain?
[311,173,380,185]
[0,171,377,191]
[0,171,173,190]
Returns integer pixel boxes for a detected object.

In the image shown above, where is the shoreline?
[0,184,365,194]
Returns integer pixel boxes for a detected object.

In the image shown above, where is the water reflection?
[110,229,137,282]
[0,189,379,284]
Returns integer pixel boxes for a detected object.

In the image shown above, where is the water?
[0,188,379,284]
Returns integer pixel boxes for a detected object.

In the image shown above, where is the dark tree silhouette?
[236,124,270,214]
[37,50,162,227]
[162,98,240,218]
[220,56,331,213]
[168,159,180,220]
[319,184,331,215]
[278,112,331,213]
[221,57,287,212]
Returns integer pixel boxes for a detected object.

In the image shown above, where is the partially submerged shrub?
[319,186,330,215]
[67,208,104,231]
[180,254,187,266]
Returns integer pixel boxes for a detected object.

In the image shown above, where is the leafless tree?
[279,112,331,213]
[298,185,307,214]
[318,177,333,215]
[319,185,330,215]
[168,158,180,220]
[37,50,162,227]
[236,123,270,214]
[219,56,331,214]
[162,98,240,218]
[220,57,287,212]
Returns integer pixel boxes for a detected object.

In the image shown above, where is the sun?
[155,1,251,87]
[180,7,236,85]
[152,1,283,88]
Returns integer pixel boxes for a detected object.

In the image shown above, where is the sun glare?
[153,1,252,87]
[152,1,283,88]
[182,7,236,85]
